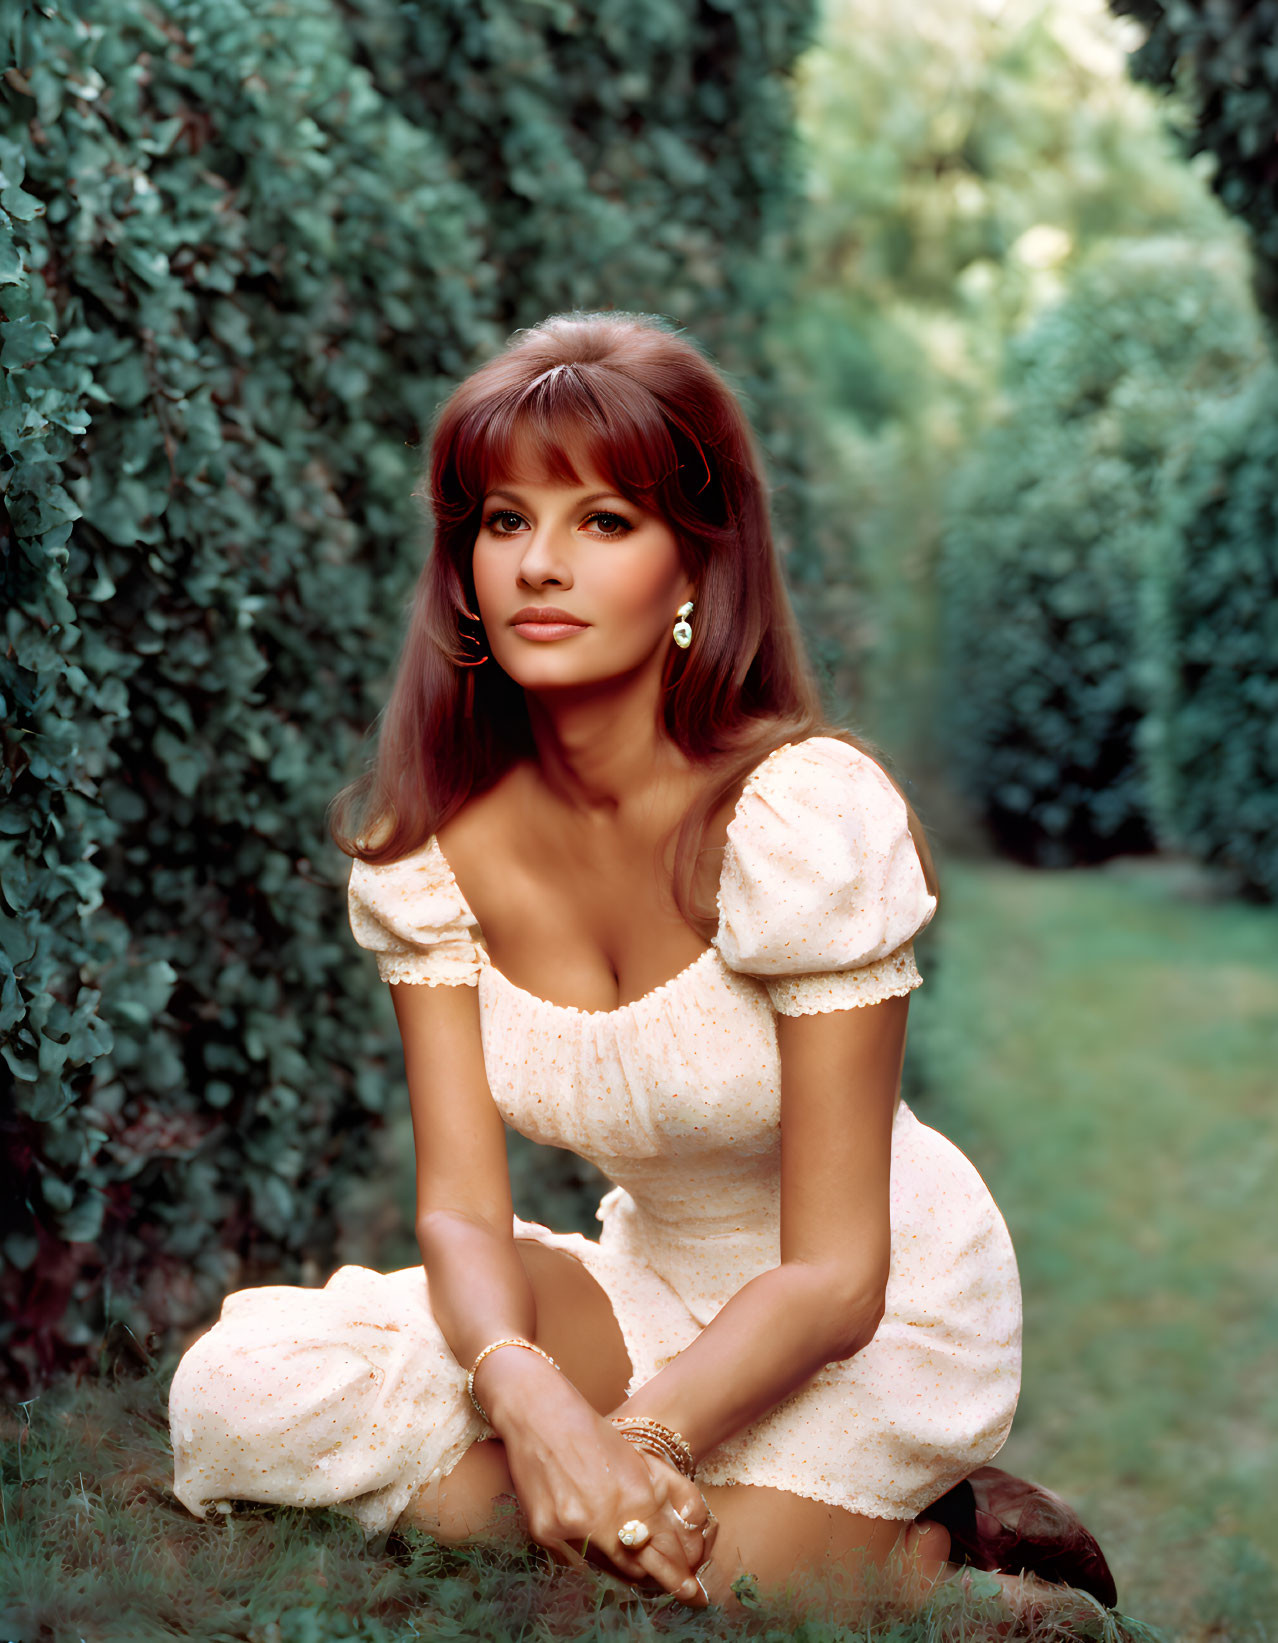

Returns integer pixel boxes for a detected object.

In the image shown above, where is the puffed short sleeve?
[347,835,484,987]
[714,738,938,1016]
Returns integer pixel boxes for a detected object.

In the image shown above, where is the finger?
[669,1513,707,1572]
[605,1523,688,1583]
[612,1500,695,1572]
[648,1497,704,1571]
[544,1537,591,1573]
[669,1490,715,1568]
[633,1529,707,1605]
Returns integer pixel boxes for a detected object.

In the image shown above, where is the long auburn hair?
[328,310,938,937]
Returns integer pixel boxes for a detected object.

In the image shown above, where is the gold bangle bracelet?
[466,1337,560,1424]
[611,1415,697,1480]
[626,1434,687,1473]
[620,1430,697,1482]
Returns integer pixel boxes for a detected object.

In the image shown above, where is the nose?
[516,523,573,590]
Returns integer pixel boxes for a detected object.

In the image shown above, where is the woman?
[169,311,1113,1618]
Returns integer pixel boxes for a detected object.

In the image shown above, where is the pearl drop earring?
[672,600,695,649]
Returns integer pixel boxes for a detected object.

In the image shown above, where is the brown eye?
[587,512,633,537]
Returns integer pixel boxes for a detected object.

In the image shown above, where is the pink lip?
[509,606,590,641]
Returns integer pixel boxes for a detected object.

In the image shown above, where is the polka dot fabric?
[170,738,1021,1536]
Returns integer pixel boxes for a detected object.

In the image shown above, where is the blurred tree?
[1108,0,1278,314]
[777,0,1244,798]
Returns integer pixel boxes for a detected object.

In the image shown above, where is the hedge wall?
[938,236,1263,866]
[0,0,817,1398]
[1109,0,1278,314]
[1140,365,1278,898]
[1096,3,1278,894]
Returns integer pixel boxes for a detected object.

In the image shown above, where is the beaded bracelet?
[611,1415,697,1480]
[466,1337,561,1424]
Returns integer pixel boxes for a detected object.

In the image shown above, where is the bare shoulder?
[434,763,538,895]
[437,763,526,834]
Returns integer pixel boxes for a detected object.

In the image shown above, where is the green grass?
[2,857,1273,1641]
[908,856,1278,1643]
[0,1353,1156,1642]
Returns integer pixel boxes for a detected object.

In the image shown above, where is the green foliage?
[0,0,816,1398]
[339,0,825,580]
[937,236,1263,864]
[1109,0,1278,311]
[792,0,1227,425]
[1140,365,1278,898]
[778,0,1242,772]
[1097,0,1278,896]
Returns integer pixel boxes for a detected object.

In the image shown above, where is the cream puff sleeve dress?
[169,737,1022,1542]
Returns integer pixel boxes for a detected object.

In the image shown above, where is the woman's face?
[471,453,694,694]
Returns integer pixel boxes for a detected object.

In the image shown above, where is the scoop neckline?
[428,738,802,1020]
[480,941,725,1020]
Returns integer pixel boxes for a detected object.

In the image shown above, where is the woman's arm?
[393,979,532,1366]
[390,980,710,1600]
[611,992,907,1456]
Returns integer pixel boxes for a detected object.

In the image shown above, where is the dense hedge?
[1109,0,1278,313]
[1140,366,1278,898]
[0,0,817,1398]
[1095,4,1278,893]
[937,237,1262,866]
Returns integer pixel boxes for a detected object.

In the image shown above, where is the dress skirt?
[169,1109,1021,1541]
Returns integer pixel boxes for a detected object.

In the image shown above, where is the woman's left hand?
[592,1448,718,1599]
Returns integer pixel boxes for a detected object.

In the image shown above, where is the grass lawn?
[907,856,1278,1643]
[1,857,1272,1641]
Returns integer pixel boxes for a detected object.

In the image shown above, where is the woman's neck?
[525,677,688,819]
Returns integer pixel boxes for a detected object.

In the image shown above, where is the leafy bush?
[1097,5,1278,899]
[1110,0,1278,312]
[778,0,1242,776]
[1140,365,1278,898]
[937,236,1262,864]
[0,0,816,1398]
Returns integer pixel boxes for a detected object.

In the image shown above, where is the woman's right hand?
[479,1353,712,1603]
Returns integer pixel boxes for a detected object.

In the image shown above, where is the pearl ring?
[617,1519,652,1549]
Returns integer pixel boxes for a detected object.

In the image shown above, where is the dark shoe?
[922,1466,1118,1609]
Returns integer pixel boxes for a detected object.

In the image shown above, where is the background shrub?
[936,236,1262,865]
[1140,364,1278,899]
[1101,0,1278,900]
[1109,0,1278,314]
[778,0,1238,790]
[0,0,817,1398]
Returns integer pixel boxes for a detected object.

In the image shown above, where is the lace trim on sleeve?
[373,951,482,988]
[765,943,923,1018]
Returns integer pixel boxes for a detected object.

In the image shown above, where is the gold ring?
[617,1519,652,1549]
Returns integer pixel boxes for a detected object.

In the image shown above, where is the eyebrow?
[484,487,632,510]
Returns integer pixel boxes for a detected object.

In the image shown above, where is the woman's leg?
[400,1241,952,1616]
